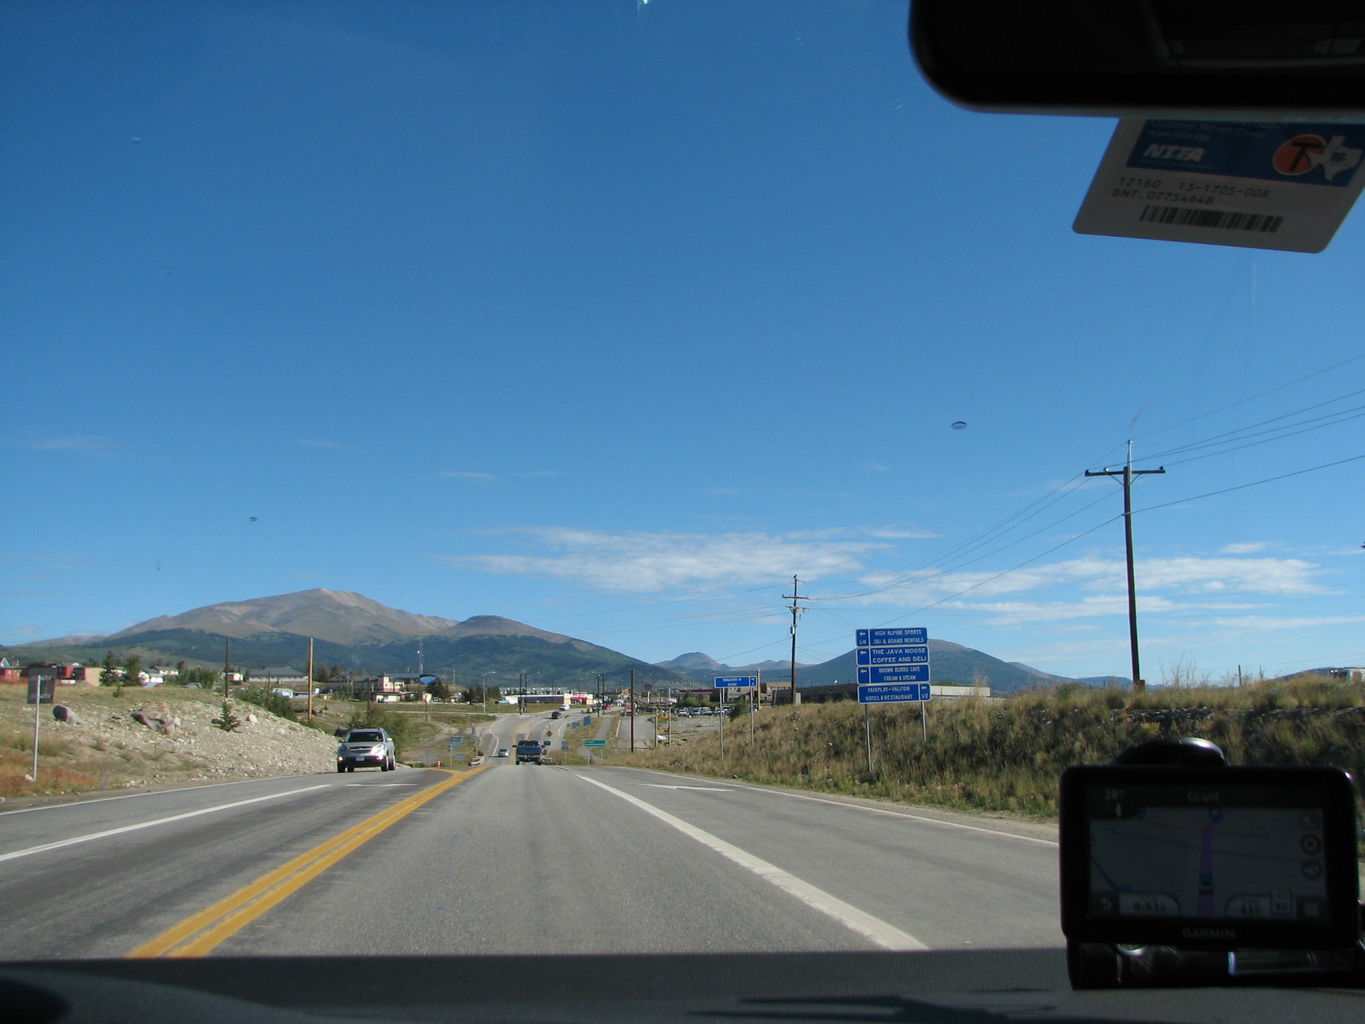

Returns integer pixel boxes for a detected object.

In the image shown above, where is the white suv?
[336,728,396,772]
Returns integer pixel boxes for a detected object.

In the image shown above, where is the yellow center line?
[127,766,486,959]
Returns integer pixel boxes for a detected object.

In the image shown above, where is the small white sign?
[1075,119,1365,253]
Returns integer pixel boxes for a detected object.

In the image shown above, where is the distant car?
[336,728,396,772]
[495,748,510,758]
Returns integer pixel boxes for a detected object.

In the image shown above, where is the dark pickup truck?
[515,739,544,764]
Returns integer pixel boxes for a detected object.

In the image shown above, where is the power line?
[1134,451,1365,514]
[1133,352,1365,444]
[1142,390,1365,462]
[1161,407,1365,469]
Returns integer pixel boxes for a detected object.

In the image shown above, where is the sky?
[3,0,1362,684]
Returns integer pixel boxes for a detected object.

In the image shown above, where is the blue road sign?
[856,645,929,666]
[857,664,930,685]
[857,682,931,704]
[856,627,927,647]
[714,675,758,688]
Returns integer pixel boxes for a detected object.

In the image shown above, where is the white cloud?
[437,527,889,593]
[1211,614,1365,632]
[968,595,1173,624]
[439,470,501,482]
[15,435,123,455]
[839,552,1328,629]
[865,525,937,540]
[1220,541,1270,555]
[439,469,563,482]
[856,553,1323,604]
[1140,556,1323,595]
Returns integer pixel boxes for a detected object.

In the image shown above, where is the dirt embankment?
[0,686,341,803]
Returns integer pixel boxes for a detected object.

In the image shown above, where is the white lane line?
[0,773,329,817]
[634,769,1057,847]
[576,774,927,952]
[0,785,329,864]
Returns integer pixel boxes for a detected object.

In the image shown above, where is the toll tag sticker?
[1074,120,1365,253]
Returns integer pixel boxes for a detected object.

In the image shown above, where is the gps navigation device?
[1060,764,1360,950]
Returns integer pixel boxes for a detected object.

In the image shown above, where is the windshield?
[2,1,1363,1018]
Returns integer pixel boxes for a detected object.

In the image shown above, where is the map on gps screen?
[1087,792,1329,923]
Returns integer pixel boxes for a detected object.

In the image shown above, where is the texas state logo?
[1272,133,1362,182]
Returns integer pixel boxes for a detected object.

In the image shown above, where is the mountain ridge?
[9,589,1124,692]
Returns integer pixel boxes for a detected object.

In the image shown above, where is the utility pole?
[782,575,810,704]
[306,637,314,721]
[223,638,231,700]
[629,669,636,752]
[1086,441,1165,692]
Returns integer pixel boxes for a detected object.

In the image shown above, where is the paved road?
[0,762,1060,961]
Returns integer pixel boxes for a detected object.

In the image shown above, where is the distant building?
[19,662,101,685]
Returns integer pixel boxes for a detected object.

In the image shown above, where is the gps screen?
[1085,787,1328,924]
[1061,765,1359,949]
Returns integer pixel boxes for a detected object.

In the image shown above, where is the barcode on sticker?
[1139,205,1284,234]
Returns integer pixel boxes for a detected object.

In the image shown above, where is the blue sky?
[4,0,1362,683]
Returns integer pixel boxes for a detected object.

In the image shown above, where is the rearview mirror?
[911,1,1365,120]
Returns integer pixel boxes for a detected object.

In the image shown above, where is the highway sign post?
[856,645,929,666]
[855,627,926,647]
[856,682,930,703]
[714,675,757,695]
[26,675,51,782]
[857,664,930,684]
[715,676,758,756]
[855,627,932,772]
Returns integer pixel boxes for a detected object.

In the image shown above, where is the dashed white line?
[577,774,928,952]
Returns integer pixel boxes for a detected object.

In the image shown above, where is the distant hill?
[655,652,794,683]
[662,641,1127,694]
[6,589,693,687]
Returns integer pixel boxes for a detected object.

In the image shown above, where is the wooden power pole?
[1086,441,1165,691]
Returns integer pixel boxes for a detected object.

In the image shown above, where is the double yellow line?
[129,767,485,958]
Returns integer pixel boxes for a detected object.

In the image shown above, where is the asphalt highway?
[0,741,1059,961]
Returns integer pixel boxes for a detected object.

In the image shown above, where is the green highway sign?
[584,739,607,748]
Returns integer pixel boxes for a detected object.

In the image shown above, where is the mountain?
[109,589,465,646]
[656,653,802,684]
[665,640,1119,694]
[13,590,693,687]
[656,652,727,674]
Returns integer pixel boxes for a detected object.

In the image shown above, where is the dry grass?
[0,749,101,798]
[628,674,1365,818]
[0,683,338,800]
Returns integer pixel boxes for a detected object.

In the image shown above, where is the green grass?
[625,674,1365,818]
